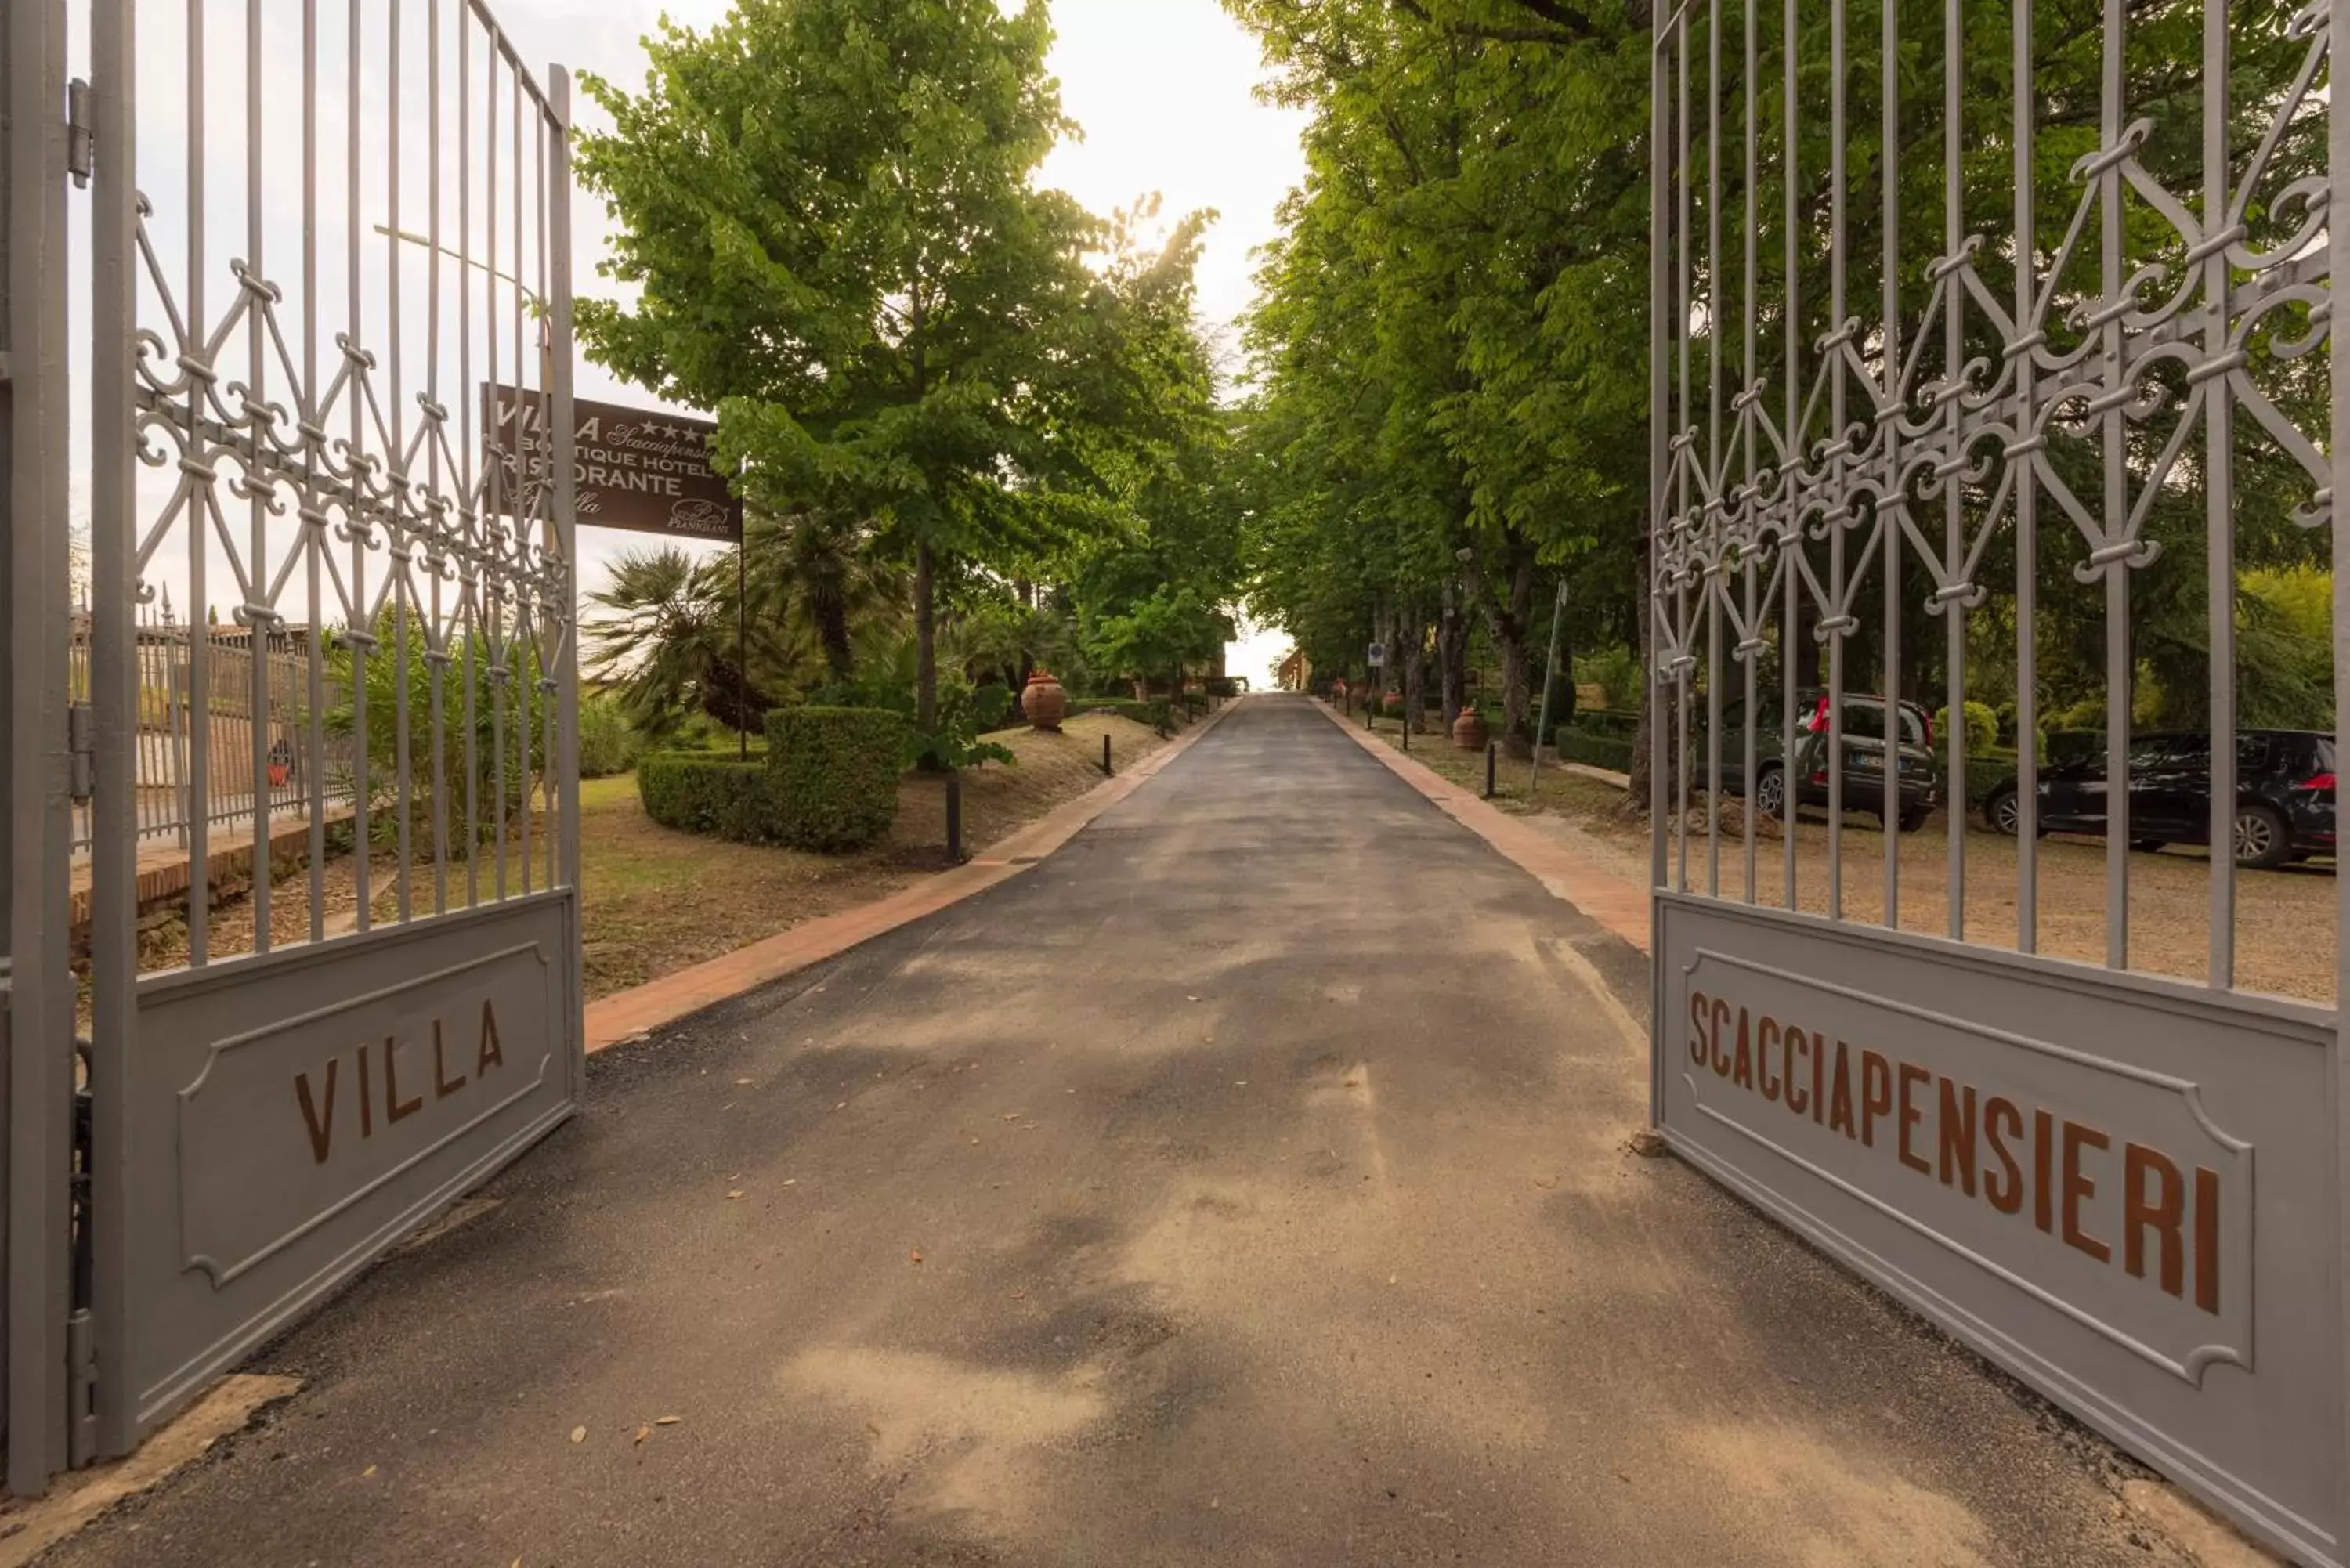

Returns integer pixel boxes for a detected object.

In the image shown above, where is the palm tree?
[584,548,797,738]
[754,509,906,682]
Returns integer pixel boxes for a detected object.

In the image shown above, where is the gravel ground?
[1362,716,2337,1007]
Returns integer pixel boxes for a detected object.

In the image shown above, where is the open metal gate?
[6,0,584,1490]
[1650,0,2347,1560]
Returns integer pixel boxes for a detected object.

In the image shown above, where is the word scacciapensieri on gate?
[1647,1,2348,1563]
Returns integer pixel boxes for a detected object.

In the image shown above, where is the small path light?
[1484,741,1497,800]
[1102,734,1113,776]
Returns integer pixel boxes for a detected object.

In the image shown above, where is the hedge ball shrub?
[637,753,789,843]
[765,705,908,851]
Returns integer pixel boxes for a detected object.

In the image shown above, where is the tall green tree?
[576,0,1108,739]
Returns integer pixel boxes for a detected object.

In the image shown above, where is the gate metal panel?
[122,894,573,1432]
[83,0,584,1459]
[5,0,81,1493]
[1649,0,2349,1558]
[1657,894,2339,1562]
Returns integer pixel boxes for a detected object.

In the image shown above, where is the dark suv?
[1981,730,2336,869]
[1696,688,1940,833]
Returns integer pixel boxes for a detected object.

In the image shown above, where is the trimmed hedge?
[1070,696,1174,735]
[637,753,790,843]
[1556,725,1637,773]
[1573,707,1641,739]
[2043,728,2102,765]
[764,705,908,851]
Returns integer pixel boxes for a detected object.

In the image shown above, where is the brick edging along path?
[1309,699,1654,954]
[582,699,1242,1051]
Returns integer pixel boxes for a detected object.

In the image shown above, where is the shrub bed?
[1573,707,1640,739]
[765,705,908,851]
[637,753,790,843]
[1556,725,1637,773]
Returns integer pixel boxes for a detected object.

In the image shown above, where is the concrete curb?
[582,700,1242,1052]
[1311,700,1652,954]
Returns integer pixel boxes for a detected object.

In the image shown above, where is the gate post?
[85,0,133,1464]
[3,0,78,1494]
[548,63,586,1097]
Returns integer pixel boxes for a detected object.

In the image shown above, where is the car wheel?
[1985,786,2021,837]
[2233,804,2291,869]
[2131,838,2165,854]
[1898,805,1931,833]
[1755,764,1786,819]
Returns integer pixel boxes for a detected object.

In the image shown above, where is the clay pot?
[1452,708,1490,751]
[1024,668,1068,732]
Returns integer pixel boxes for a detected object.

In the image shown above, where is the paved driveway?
[52,696,2203,1567]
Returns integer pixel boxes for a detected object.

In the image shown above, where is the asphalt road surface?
[52,697,2215,1567]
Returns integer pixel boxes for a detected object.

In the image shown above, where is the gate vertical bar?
[1647,3,1672,1139]
[1650,10,1670,901]
[87,0,136,1463]
[2330,0,2350,1525]
[548,63,584,1093]
[2098,0,2130,969]
[2012,0,2037,952]
[3,0,74,1494]
[2201,0,2233,988]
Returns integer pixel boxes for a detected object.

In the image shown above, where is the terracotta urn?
[1024,667,1069,732]
[1452,706,1490,751]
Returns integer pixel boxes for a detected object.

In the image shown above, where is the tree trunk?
[1437,583,1469,730]
[914,540,938,735]
[1494,555,1538,758]
[1403,612,1426,734]
[816,594,854,681]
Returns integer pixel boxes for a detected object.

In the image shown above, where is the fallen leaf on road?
[735,1078,753,1086]
[634,1425,651,1446]
[1533,1176,1558,1190]
[1001,1111,1022,1122]
[569,1425,588,1444]
[362,1464,377,1478]
[726,1190,746,1201]
[1009,1288,1028,1299]
[909,1248,924,1264]
[1233,1080,1248,1087]
[1187,995,1199,1003]
[1387,1275,1397,1285]
[834,1102,846,1110]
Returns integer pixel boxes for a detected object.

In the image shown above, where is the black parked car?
[1981,730,2336,869]
[1696,688,1940,833]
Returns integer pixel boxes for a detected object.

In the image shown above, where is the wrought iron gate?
[1650,0,2348,1560]
[6,0,584,1490]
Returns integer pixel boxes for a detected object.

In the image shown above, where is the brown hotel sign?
[483,383,743,541]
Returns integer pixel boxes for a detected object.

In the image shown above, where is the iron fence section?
[1649,0,2348,1557]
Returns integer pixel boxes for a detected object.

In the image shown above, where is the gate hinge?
[66,79,94,188]
[67,702,94,803]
